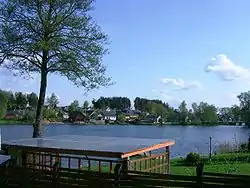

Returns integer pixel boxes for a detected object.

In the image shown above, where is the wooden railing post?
[21,151,27,167]
[114,163,122,188]
[122,159,128,175]
[196,163,204,188]
[166,146,170,174]
[52,162,60,187]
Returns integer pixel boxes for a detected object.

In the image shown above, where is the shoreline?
[0,120,245,127]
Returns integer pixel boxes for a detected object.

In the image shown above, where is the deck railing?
[1,162,250,187]
[24,151,122,173]
[128,152,169,174]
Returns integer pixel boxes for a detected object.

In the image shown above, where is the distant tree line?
[2,89,250,125]
[90,95,250,124]
[92,97,131,110]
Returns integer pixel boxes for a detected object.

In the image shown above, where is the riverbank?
[0,119,67,125]
[0,119,245,126]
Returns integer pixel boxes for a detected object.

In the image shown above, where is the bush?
[185,152,201,166]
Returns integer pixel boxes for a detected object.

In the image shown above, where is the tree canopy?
[92,97,131,110]
[0,0,111,137]
[46,93,59,108]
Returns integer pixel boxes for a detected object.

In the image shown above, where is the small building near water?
[98,107,117,122]
[4,111,20,120]
[68,111,87,122]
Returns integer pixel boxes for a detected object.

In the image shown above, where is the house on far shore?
[98,107,117,123]
[143,114,162,124]
[58,111,69,121]
[69,111,87,122]
[122,109,140,122]
[4,111,21,120]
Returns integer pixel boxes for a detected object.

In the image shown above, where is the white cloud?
[152,89,181,103]
[127,66,136,71]
[161,78,202,90]
[152,89,173,100]
[205,54,250,82]
[0,66,39,89]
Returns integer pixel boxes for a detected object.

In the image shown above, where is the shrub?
[185,152,201,166]
[239,143,248,152]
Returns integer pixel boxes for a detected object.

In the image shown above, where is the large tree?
[178,101,188,123]
[0,0,111,137]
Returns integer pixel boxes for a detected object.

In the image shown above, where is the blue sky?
[1,0,250,108]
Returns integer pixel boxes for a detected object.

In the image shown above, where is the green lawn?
[79,153,250,176]
[170,152,250,175]
[171,163,250,175]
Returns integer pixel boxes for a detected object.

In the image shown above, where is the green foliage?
[237,91,250,123]
[117,114,126,122]
[178,101,188,123]
[0,90,8,118]
[92,97,131,110]
[83,100,89,109]
[46,93,59,109]
[15,92,27,109]
[6,92,16,110]
[22,109,36,122]
[185,152,201,166]
[68,100,80,113]
[146,102,168,120]
[43,108,58,120]
[27,92,38,109]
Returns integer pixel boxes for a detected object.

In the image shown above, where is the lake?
[0,124,250,158]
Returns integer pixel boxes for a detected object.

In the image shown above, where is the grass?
[76,153,250,176]
[170,152,250,175]
[171,163,250,176]
[0,119,30,125]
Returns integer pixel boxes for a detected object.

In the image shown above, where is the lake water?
[0,124,250,159]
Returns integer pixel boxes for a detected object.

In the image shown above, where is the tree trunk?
[33,69,47,138]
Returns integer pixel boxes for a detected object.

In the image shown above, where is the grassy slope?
[171,153,250,175]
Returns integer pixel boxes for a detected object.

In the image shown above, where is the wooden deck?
[1,135,175,159]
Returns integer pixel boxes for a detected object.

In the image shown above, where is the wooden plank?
[139,162,168,172]
[203,182,249,188]
[203,176,250,185]
[129,153,166,163]
[121,140,175,158]
[204,172,250,178]
[59,170,115,179]
[3,144,123,158]
[119,179,196,187]
[59,176,114,185]
[121,175,196,183]
[126,170,197,181]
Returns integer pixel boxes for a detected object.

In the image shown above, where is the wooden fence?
[1,162,250,187]
[24,151,121,173]
[24,150,170,174]
[128,152,169,174]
